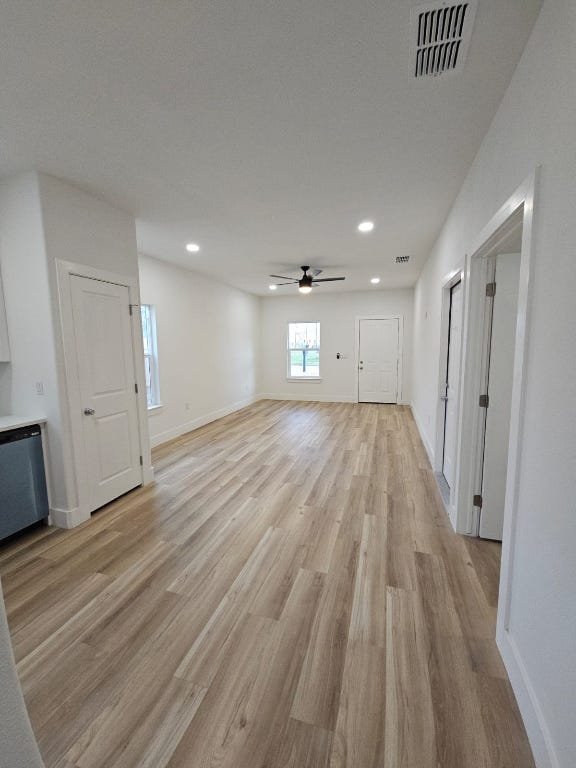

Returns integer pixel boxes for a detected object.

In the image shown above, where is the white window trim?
[286,320,321,380]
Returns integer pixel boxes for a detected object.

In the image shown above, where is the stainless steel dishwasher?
[0,425,49,541]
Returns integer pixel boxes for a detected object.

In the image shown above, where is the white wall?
[411,2,576,765]
[0,173,68,509]
[39,172,148,515]
[138,254,260,447]
[38,174,139,277]
[259,289,413,403]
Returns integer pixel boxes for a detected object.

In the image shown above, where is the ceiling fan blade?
[311,268,323,277]
[274,281,299,286]
[269,274,297,281]
[312,277,346,282]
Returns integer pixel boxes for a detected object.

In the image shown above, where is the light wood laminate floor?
[0,401,534,767]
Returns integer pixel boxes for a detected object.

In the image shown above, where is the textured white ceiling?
[0,0,541,295]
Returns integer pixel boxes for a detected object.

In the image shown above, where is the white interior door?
[479,253,521,540]
[358,319,399,403]
[71,275,142,512]
[442,281,463,489]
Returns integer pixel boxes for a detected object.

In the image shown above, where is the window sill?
[147,404,164,414]
[286,377,323,382]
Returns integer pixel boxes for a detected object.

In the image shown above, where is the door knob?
[83,408,95,415]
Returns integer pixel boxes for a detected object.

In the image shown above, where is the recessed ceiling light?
[370,277,380,284]
[186,242,200,253]
[358,221,374,233]
[269,284,277,290]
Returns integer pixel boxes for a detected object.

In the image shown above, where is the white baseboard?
[258,392,356,403]
[410,405,435,465]
[49,506,90,529]
[497,627,559,768]
[149,396,258,448]
[141,463,154,485]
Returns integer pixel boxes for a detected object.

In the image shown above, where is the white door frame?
[433,266,464,524]
[454,171,550,768]
[454,170,537,629]
[56,259,153,526]
[354,315,404,404]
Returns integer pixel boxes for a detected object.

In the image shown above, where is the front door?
[358,318,399,403]
[442,280,463,489]
[70,275,142,512]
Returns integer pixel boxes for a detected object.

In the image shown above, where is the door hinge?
[473,494,483,508]
[486,282,496,297]
[129,303,140,316]
[134,382,138,394]
[479,393,489,408]
[139,455,143,466]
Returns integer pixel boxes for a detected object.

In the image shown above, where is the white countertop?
[0,416,47,433]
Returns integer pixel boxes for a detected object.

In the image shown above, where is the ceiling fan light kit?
[268,266,345,294]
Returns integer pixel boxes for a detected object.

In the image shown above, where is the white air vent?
[410,1,477,78]
[396,256,410,263]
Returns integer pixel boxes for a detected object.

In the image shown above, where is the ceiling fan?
[269,265,345,294]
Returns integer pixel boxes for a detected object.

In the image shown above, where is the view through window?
[288,321,320,377]
[140,304,160,407]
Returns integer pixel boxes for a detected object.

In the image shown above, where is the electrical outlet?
[35,381,44,395]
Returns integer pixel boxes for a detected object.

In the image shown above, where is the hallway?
[0,401,533,767]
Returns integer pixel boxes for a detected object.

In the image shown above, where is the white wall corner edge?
[149,395,259,449]
[410,404,435,466]
[496,627,560,768]
[49,506,89,530]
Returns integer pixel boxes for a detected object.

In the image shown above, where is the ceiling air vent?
[410,1,477,78]
[396,256,410,263]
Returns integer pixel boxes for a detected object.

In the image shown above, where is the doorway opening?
[457,205,525,542]
[476,250,521,539]
[442,279,463,489]
[433,267,464,525]
[450,171,537,658]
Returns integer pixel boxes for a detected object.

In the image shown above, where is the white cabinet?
[0,269,10,362]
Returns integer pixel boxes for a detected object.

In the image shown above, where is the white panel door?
[71,275,141,512]
[479,254,521,540]
[442,281,463,489]
[358,319,399,403]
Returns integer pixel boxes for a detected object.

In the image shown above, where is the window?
[140,304,161,408]
[287,322,320,378]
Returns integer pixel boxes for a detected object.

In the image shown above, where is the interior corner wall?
[38,172,146,510]
[411,1,576,765]
[0,171,146,516]
[258,289,414,404]
[138,254,260,447]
